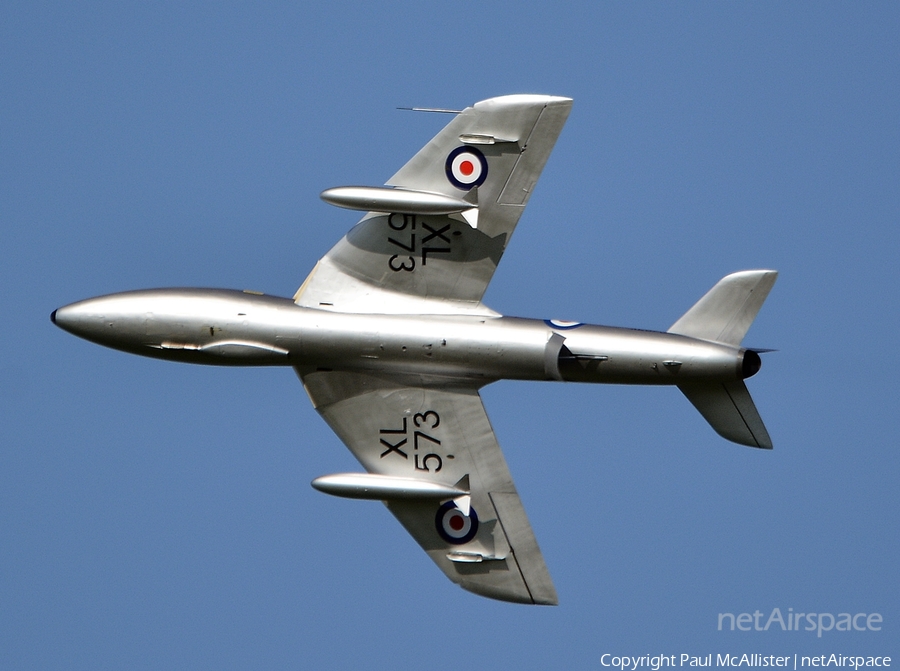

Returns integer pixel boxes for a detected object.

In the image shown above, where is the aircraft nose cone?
[50,299,111,341]
[51,304,81,334]
[51,291,169,350]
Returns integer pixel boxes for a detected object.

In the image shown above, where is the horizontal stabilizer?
[668,270,777,346]
[679,380,772,449]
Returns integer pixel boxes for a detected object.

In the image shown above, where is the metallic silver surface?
[310,473,469,500]
[320,186,474,216]
[668,269,778,346]
[53,94,778,604]
[53,289,754,384]
[295,95,574,310]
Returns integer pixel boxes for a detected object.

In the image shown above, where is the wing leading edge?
[299,368,557,605]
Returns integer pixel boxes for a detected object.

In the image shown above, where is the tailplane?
[679,380,772,449]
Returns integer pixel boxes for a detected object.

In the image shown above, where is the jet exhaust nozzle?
[741,349,762,379]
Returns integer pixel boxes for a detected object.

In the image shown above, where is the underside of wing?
[295,95,572,315]
[298,368,557,605]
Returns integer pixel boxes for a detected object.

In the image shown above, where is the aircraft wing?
[298,368,557,605]
[295,95,572,315]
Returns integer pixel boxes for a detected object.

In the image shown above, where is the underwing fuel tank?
[311,473,469,500]
[320,186,473,216]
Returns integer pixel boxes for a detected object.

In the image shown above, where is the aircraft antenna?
[397,106,462,114]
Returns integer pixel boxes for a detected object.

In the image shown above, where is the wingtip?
[532,593,560,606]
[473,94,573,110]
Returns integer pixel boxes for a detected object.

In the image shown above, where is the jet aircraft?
[52,95,776,605]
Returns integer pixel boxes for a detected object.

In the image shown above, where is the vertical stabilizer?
[668,270,777,346]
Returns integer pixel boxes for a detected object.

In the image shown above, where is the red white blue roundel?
[445,146,488,190]
[435,501,479,544]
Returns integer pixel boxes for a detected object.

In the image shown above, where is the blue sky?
[2,2,898,669]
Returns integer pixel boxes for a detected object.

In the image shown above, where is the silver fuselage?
[52,289,759,385]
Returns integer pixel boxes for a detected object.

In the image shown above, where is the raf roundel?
[445,146,488,190]
[435,501,479,544]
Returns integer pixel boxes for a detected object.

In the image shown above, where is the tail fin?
[667,270,777,346]
[679,380,773,449]
[669,270,778,449]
